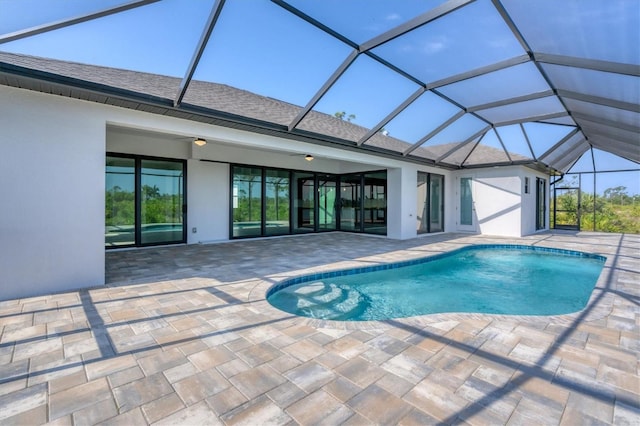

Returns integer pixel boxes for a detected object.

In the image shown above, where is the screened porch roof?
[0,0,638,173]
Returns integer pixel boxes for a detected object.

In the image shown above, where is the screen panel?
[297,54,420,141]
[543,64,640,106]
[438,62,550,108]
[503,0,640,65]
[475,96,566,124]
[2,0,214,79]
[372,0,526,84]
[188,0,351,110]
[0,0,133,35]
[282,0,446,44]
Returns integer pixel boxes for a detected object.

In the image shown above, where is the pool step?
[294,282,368,320]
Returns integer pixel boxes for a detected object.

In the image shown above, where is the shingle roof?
[0,51,528,167]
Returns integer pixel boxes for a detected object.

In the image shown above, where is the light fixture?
[305,154,314,161]
[194,137,207,146]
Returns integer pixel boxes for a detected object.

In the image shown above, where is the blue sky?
[2,0,638,193]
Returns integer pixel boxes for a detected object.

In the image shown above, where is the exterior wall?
[0,86,425,299]
[186,160,229,243]
[391,165,455,239]
[455,166,549,237]
[0,84,543,299]
[442,170,457,234]
[386,168,404,239]
[0,86,106,300]
[472,169,523,237]
[521,169,550,235]
[106,128,230,243]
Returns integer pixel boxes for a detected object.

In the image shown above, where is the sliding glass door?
[458,176,475,232]
[293,172,315,233]
[340,175,361,231]
[429,174,444,232]
[292,173,337,233]
[140,159,185,245]
[417,172,444,234]
[106,157,136,246]
[417,172,428,234]
[536,177,546,230]
[232,166,262,238]
[231,166,386,238]
[363,172,387,235]
[232,166,293,238]
[318,176,337,231]
[106,154,185,248]
[265,169,290,236]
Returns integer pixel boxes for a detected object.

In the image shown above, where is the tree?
[334,111,356,122]
[143,184,161,200]
[603,186,628,206]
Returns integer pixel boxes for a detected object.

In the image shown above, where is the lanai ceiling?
[0,0,638,173]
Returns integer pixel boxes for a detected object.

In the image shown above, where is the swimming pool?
[267,245,606,321]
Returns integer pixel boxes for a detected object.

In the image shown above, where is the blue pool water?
[267,245,605,321]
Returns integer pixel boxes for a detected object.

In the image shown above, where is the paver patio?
[0,232,638,425]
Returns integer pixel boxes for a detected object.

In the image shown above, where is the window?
[363,171,387,235]
[318,175,338,231]
[106,154,186,248]
[429,174,444,232]
[339,172,388,234]
[536,177,546,230]
[340,174,361,232]
[232,166,263,238]
[292,172,315,233]
[417,172,445,234]
[460,177,473,226]
[265,169,290,236]
[106,156,135,247]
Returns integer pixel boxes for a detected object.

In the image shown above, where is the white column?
[387,165,418,240]
[0,87,106,300]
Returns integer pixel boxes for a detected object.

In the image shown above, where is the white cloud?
[422,36,449,54]
[487,36,513,49]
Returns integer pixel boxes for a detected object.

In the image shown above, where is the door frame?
[552,185,581,231]
[456,175,477,232]
[536,177,547,230]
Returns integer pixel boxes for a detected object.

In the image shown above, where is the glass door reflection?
[417,172,428,234]
[293,172,315,233]
[429,174,443,232]
[318,176,337,231]
[458,176,475,232]
[265,169,290,236]
[140,159,185,245]
[232,166,263,238]
[340,175,361,231]
[105,156,136,247]
[363,171,386,235]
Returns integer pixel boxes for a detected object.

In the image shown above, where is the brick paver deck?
[0,232,638,425]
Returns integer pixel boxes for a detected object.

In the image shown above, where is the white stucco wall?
[473,170,522,236]
[386,168,403,239]
[187,160,229,243]
[455,166,549,237]
[0,82,429,291]
[0,86,106,300]
[521,169,550,235]
[1,84,545,299]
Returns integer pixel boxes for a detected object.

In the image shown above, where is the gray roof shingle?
[0,51,522,166]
